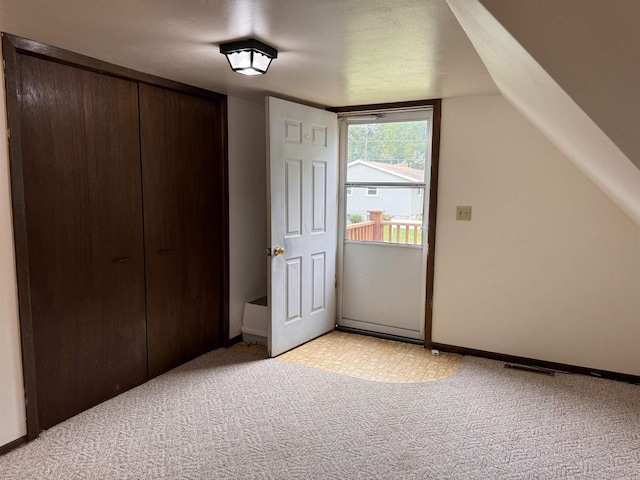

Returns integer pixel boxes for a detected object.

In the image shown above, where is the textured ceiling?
[0,0,498,107]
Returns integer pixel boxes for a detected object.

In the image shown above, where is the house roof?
[348,160,424,182]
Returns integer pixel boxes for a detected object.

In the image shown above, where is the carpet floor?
[0,347,638,479]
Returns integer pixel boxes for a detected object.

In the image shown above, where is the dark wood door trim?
[327,99,442,349]
[219,97,231,347]
[1,33,229,441]
[327,99,441,114]
[2,33,40,440]
[1,33,224,102]
[425,100,442,348]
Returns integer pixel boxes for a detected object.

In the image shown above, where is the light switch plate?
[456,206,472,221]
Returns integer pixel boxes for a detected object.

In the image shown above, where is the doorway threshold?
[335,325,423,346]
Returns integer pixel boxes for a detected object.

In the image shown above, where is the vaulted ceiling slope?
[446,0,640,225]
[481,0,640,170]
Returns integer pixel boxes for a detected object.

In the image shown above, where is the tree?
[347,121,428,168]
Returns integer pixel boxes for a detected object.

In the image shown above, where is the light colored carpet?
[276,331,462,383]
[1,347,638,480]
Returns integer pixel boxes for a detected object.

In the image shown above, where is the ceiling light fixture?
[219,39,278,76]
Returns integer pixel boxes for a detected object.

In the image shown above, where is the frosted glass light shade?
[237,67,264,76]
[252,52,272,72]
[227,51,252,70]
[220,39,277,76]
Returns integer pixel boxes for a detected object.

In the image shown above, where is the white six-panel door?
[267,97,338,357]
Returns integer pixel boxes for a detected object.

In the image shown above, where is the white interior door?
[267,97,338,357]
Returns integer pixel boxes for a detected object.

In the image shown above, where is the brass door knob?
[273,247,285,256]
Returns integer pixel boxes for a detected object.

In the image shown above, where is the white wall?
[0,60,28,446]
[227,96,267,339]
[433,95,640,375]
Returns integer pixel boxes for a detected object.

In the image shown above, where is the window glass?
[346,121,428,184]
[345,186,424,245]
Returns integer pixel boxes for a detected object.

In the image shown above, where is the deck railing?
[346,210,422,245]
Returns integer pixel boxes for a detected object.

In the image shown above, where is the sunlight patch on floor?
[274,330,462,383]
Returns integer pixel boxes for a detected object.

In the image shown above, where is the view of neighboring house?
[346,160,425,221]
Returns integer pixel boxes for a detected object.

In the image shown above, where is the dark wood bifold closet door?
[17,54,147,429]
[139,84,222,377]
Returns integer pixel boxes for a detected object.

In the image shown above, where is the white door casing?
[267,97,338,357]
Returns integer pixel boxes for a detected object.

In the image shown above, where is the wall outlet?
[456,206,472,221]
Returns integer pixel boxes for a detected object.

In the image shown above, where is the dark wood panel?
[17,54,147,429]
[140,84,223,377]
[2,33,224,102]
[2,33,40,439]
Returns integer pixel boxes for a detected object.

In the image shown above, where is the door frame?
[327,99,441,348]
[2,33,230,441]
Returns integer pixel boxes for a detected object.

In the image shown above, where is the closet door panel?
[17,54,147,429]
[140,84,222,377]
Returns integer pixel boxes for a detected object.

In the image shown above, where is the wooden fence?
[346,210,422,245]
